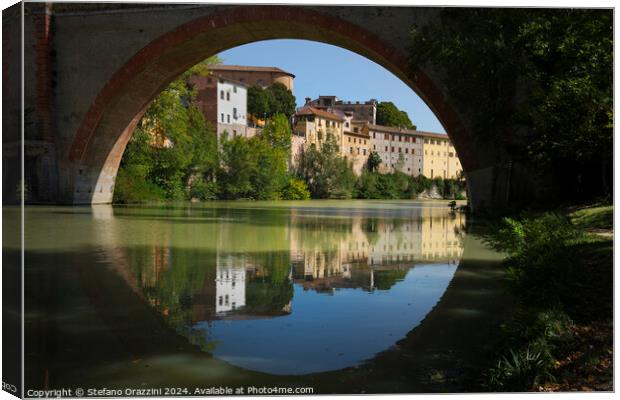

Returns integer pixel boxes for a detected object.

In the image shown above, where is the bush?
[486,346,554,391]
[189,178,218,200]
[281,178,311,200]
[113,168,166,204]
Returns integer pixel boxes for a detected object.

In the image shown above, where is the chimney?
[305,97,311,105]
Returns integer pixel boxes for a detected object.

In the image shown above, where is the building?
[292,105,345,163]
[368,124,424,176]
[343,118,372,175]
[189,74,249,140]
[307,95,377,124]
[209,65,295,91]
[419,131,462,179]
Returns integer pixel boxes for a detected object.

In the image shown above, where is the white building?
[189,74,249,141]
[215,78,248,140]
[215,255,247,315]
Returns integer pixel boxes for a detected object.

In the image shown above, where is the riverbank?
[480,203,613,392]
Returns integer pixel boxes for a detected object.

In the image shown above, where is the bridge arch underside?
[64,6,497,210]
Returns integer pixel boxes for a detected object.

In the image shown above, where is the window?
[372,132,375,138]
[233,86,237,93]
[412,149,415,155]
[221,113,224,122]
[350,147,353,154]
[363,149,367,155]
[357,148,360,154]
[233,108,237,119]
[354,127,359,133]
[385,146,388,151]
[346,122,350,128]
[220,90,224,99]
[226,92,230,101]
[412,137,416,143]
[348,137,351,143]
[227,114,230,123]
[398,147,402,153]
[391,147,394,152]
[373,144,376,150]
[399,135,402,142]
[405,148,409,154]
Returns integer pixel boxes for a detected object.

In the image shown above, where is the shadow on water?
[18,202,510,393]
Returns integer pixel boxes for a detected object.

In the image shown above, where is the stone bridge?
[3,3,537,212]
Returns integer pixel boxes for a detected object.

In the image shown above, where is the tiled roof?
[210,65,295,78]
[367,124,450,140]
[296,106,345,121]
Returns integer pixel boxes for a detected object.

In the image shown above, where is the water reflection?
[100,203,467,374]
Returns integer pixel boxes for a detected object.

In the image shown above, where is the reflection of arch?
[65,6,476,204]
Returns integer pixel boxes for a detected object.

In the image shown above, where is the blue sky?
[219,39,445,133]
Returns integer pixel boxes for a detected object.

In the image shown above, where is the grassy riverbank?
[480,203,613,392]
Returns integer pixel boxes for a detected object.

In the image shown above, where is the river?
[5,200,509,394]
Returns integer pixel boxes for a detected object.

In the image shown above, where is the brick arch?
[67,5,476,204]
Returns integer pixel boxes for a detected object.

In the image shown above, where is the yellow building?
[343,122,371,175]
[419,131,462,179]
[292,106,345,165]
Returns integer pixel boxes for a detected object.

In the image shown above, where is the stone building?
[343,120,371,175]
[419,131,462,179]
[292,105,345,163]
[189,74,248,140]
[368,124,424,176]
[209,65,295,91]
[307,95,377,124]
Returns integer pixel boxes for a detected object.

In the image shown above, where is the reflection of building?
[215,255,247,315]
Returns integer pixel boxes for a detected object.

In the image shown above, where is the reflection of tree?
[244,251,294,315]
[125,246,217,335]
[373,268,408,291]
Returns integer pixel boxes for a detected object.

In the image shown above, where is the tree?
[247,85,270,118]
[409,9,612,199]
[376,102,415,129]
[296,133,356,199]
[247,83,296,119]
[267,83,296,117]
[261,113,292,152]
[366,151,382,172]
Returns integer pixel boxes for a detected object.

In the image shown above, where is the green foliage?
[486,346,554,391]
[189,178,218,200]
[115,58,220,203]
[409,9,613,198]
[296,133,356,199]
[113,167,166,204]
[354,172,464,200]
[365,151,382,172]
[247,83,296,119]
[217,125,290,200]
[247,85,270,118]
[261,114,292,151]
[281,178,311,200]
[376,101,415,129]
